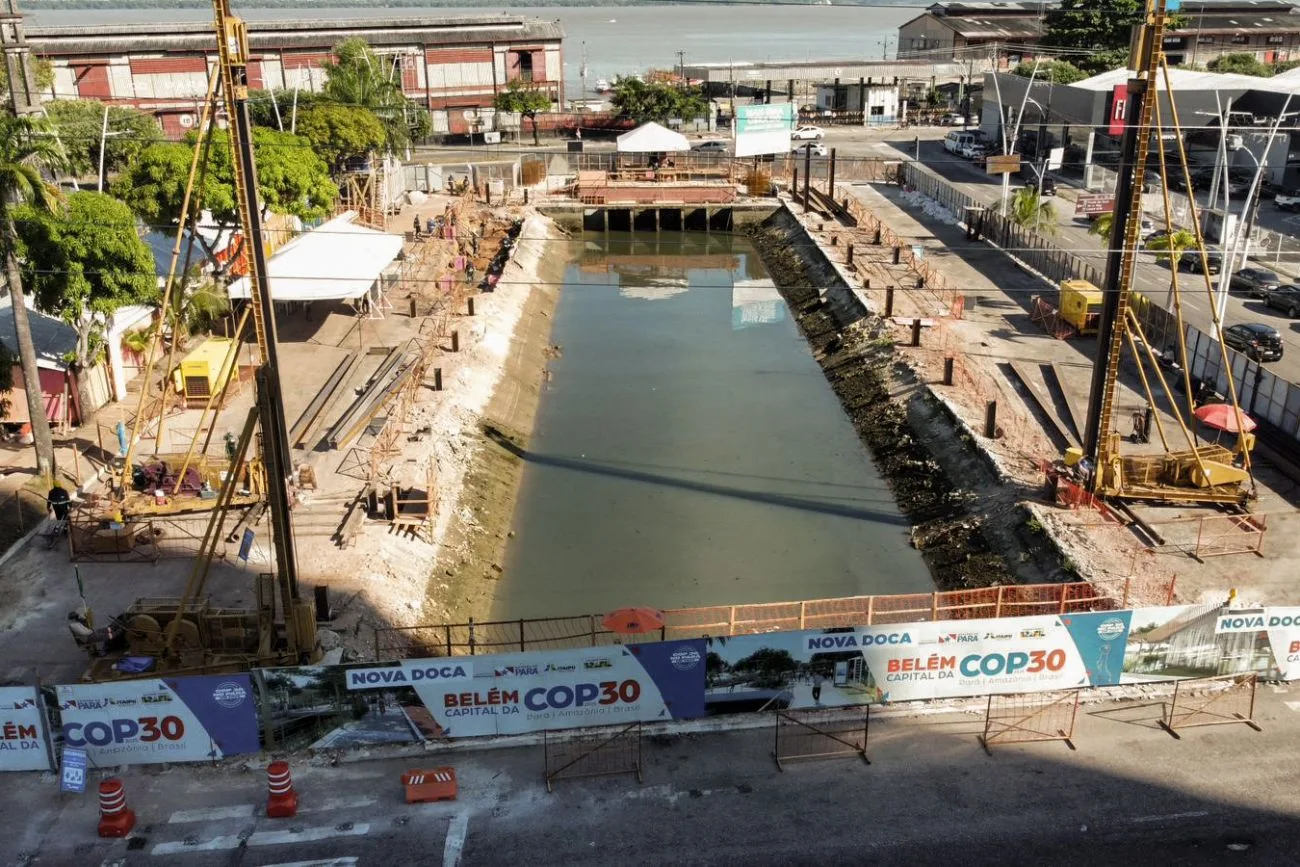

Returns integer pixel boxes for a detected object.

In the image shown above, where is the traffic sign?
[985,155,1021,175]
[61,746,88,794]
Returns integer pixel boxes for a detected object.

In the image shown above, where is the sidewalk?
[7,685,1300,865]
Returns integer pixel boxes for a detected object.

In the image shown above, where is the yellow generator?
[1058,280,1104,336]
[173,338,238,406]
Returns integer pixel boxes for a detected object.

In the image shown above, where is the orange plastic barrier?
[402,767,458,803]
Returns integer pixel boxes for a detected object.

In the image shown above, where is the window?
[1268,35,1285,44]
[871,105,885,115]
[1232,34,1250,44]
[1198,35,1215,44]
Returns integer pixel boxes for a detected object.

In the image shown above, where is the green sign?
[735,103,795,134]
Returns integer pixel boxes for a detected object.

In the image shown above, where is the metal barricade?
[979,690,1080,755]
[772,707,870,770]
[543,722,643,792]
[1161,673,1261,738]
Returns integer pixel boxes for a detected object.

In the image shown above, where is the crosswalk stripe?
[168,805,256,823]
[248,822,372,847]
[253,860,359,867]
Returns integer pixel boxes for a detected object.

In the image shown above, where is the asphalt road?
[12,687,1300,866]
[886,136,1300,385]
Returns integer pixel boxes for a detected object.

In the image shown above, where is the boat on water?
[595,78,612,93]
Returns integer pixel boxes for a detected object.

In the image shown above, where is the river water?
[492,231,930,619]
[27,5,919,98]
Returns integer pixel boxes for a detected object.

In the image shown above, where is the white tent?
[227,212,404,303]
[616,122,689,153]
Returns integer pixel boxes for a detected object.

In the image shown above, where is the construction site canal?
[493,230,932,618]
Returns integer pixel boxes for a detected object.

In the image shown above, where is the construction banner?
[55,675,260,766]
[0,686,53,772]
[703,612,1135,712]
[262,640,706,745]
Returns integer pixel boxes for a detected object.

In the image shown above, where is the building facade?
[27,16,564,138]
[900,1,1300,67]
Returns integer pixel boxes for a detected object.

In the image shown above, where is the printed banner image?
[56,675,260,766]
[703,613,1135,712]
[0,686,52,772]
[262,640,707,745]
[1124,605,1280,683]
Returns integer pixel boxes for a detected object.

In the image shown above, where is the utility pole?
[676,50,686,88]
[1,0,58,482]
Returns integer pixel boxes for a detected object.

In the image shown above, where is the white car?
[791,125,825,141]
[793,142,828,157]
[691,140,729,152]
[960,142,986,160]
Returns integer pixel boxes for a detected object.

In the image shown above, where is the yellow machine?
[1058,280,1104,336]
[1078,0,1255,507]
[173,337,239,406]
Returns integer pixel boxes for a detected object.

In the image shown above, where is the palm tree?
[0,113,66,483]
[1144,228,1197,268]
[321,38,428,153]
[1087,213,1114,243]
[1008,187,1057,234]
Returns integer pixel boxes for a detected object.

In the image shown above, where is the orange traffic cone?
[97,778,136,838]
[266,760,298,818]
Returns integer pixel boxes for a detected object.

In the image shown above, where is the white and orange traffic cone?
[266,760,298,818]
[97,778,136,838]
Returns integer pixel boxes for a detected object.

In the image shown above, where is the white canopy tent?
[616,122,690,153]
[226,212,404,310]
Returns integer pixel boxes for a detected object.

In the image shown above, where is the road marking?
[254,860,358,867]
[168,804,256,823]
[248,823,372,847]
[1130,810,1210,823]
[444,811,469,867]
[152,835,247,855]
[300,795,378,813]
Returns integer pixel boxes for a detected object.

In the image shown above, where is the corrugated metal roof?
[0,297,77,370]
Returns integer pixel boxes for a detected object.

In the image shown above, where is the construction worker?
[47,483,71,521]
[412,214,421,239]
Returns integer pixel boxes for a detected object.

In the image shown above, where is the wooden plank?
[1003,361,1075,450]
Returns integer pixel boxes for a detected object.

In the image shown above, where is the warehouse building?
[26,15,564,138]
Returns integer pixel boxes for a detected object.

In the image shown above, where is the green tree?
[1207,52,1271,77]
[1088,212,1115,243]
[321,38,431,150]
[246,88,325,131]
[1145,227,1197,266]
[44,100,163,182]
[1043,0,1145,73]
[12,191,158,383]
[1011,59,1087,85]
[293,103,387,173]
[113,128,337,276]
[1008,186,1058,233]
[493,79,553,146]
[609,76,709,125]
[0,113,66,482]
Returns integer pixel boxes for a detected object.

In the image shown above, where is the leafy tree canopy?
[493,79,553,145]
[609,76,709,125]
[293,103,387,172]
[113,127,337,228]
[321,38,431,150]
[12,190,158,365]
[1207,52,1272,77]
[44,99,164,179]
[1011,59,1088,85]
[1008,187,1058,233]
[1043,0,1145,73]
[246,88,327,130]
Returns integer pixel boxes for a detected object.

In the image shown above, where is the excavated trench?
[747,214,1023,591]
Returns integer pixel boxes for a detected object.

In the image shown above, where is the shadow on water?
[484,424,909,526]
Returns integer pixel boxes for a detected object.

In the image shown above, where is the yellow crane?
[83,0,317,678]
[1079,0,1254,507]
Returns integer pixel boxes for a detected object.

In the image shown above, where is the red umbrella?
[602,607,665,635]
[1194,403,1257,433]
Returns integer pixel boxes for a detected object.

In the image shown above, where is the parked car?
[791,125,824,141]
[1178,250,1224,274]
[940,113,969,126]
[792,142,828,157]
[691,140,729,152]
[1264,283,1300,317]
[1275,189,1300,211]
[1229,267,1282,298]
[960,142,987,160]
[1222,323,1284,362]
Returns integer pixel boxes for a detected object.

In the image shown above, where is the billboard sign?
[701,612,1132,712]
[734,103,795,158]
[56,675,260,766]
[0,686,52,772]
[1108,83,1129,136]
[985,155,1021,175]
